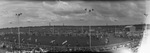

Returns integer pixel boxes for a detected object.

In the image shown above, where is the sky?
[0,0,146,28]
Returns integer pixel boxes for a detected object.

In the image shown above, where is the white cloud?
[0,1,146,28]
[42,1,85,12]
[0,1,9,6]
[95,16,104,20]
[109,17,119,22]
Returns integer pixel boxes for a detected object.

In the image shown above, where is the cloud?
[0,1,86,28]
[88,1,145,21]
[42,1,89,17]
[0,1,9,6]
[109,17,119,22]
[0,1,146,28]
[42,1,85,11]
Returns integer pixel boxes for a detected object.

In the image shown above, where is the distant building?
[124,25,136,36]
[124,25,136,32]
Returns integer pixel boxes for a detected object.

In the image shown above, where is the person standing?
[105,37,109,44]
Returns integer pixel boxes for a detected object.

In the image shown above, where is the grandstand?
[0,24,145,52]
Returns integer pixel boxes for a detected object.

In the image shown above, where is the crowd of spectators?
[0,40,140,53]
[0,37,142,53]
[0,24,144,52]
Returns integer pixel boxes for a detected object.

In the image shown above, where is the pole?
[29,26,30,35]
[89,25,92,49]
[28,21,31,35]
[49,22,51,34]
[10,22,13,33]
[49,22,51,26]
[115,24,116,36]
[63,23,64,26]
[17,15,21,49]
[53,25,55,34]
[87,9,94,50]
[82,26,83,34]
[10,28,12,34]
[16,13,22,53]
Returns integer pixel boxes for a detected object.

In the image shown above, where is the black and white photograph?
[0,0,148,53]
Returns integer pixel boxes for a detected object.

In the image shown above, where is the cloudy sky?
[0,0,146,28]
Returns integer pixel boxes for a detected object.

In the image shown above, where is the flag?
[35,39,38,42]
[105,38,109,44]
[14,39,17,42]
[62,40,67,45]
[50,40,55,43]
[0,43,4,47]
